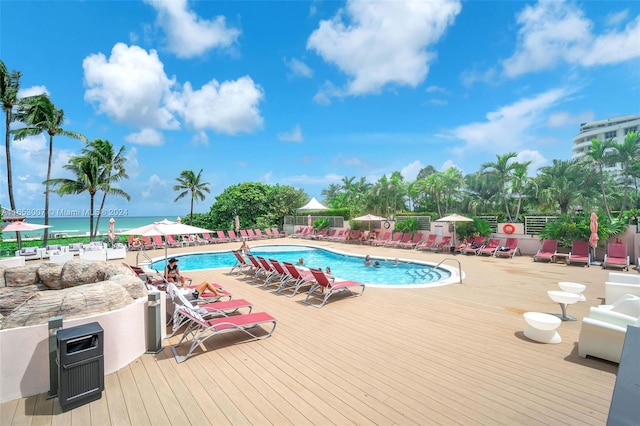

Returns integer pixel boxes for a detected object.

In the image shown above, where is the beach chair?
[165,282,253,336]
[304,268,366,308]
[240,229,251,240]
[255,256,281,284]
[140,236,154,250]
[227,230,241,241]
[246,229,259,240]
[229,250,251,275]
[271,227,286,238]
[170,308,277,363]
[126,264,168,289]
[397,233,422,249]
[533,240,558,262]
[478,238,501,256]
[165,235,182,248]
[151,235,166,249]
[201,232,219,243]
[426,235,452,252]
[392,232,413,248]
[127,236,142,251]
[278,261,316,297]
[263,228,275,238]
[371,231,391,246]
[568,241,591,267]
[603,243,629,271]
[460,236,486,255]
[383,232,404,247]
[415,234,437,250]
[494,237,520,258]
[328,229,346,242]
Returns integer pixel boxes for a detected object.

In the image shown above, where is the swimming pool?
[150,245,458,287]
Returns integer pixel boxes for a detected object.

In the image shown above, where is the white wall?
[0,296,157,403]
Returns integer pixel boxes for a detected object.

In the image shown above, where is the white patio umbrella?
[352,214,387,231]
[118,219,215,264]
[2,221,52,249]
[435,214,473,246]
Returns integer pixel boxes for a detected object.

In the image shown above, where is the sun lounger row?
[229,250,365,308]
[126,228,286,250]
[126,264,277,363]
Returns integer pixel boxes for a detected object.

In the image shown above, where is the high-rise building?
[572,115,640,177]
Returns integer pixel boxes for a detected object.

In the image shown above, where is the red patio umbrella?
[108,218,115,242]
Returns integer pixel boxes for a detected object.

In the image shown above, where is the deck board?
[1,238,621,425]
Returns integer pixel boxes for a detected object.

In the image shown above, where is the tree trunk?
[43,134,53,247]
[5,111,21,247]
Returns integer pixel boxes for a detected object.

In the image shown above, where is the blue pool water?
[150,245,453,287]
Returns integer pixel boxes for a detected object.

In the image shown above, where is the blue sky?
[1,0,639,218]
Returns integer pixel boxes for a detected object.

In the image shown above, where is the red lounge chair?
[278,261,316,297]
[263,228,275,238]
[246,229,259,240]
[460,236,486,255]
[371,231,391,246]
[568,241,590,267]
[478,238,501,256]
[383,232,404,247]
[426,235,452,252]
[304,268,366,308]
[201,232,219,243]
[152,235,166,249]
[165,235,182,248]
[397,233,422,249]
[240,229,250,240]
[328,229,345,242]
[392,232,412,247]
[533,240,558,262]
[140,236,154,250]
[255,256,280,284]
[271,227,285,237]
[216,230,230,242]
[494,237,520,258]
[415,234,437,250]
[254,229,268,239]
[127,236,142,251]
[603,243,629,271]
[230,250,251,275]
[170,309,277,363]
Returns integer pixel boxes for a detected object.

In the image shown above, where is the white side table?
[523,312,562,343]
[548,290,581,321]
[558,281,586,301]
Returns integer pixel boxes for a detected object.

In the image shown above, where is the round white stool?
[548,290,581,320]
[558,281,586,301]
[523,312,562,343]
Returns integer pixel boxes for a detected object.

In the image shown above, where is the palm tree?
[581,137,614,220]
[46,154,102,239]
[536,159,596,214]
[480,152,518,222]
[174,169,211,225]
[12,94,86,245]
[0,60,21,214]
[609,131,640,216]
[83,139,130,237]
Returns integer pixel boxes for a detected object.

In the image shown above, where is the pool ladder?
[431,257,463,284]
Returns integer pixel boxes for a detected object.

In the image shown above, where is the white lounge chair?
[578,295,640,363]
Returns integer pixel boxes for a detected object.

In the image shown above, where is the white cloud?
[277,124,303,142]
[83,43,179,129]
[307,0,461,97]
[18,86,49,98]
[174,76,264,135]
[426,85,446,93]
[450,88,568,152]
[515,150,548,175]
[606,9,629,26]
[440,160,459,171]
[285,58,313,78]
[502,1,640,77]
[259,172,273,184]
[140,174,169,199]
[125,128,165,146]
[144,0,240,58]
[547,111,594,128]
[282,173,343,185]
[401,160,423,181]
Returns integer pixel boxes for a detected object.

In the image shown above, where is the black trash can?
[57,322,104,412]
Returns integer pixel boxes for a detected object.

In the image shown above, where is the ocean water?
[18,216,173,238]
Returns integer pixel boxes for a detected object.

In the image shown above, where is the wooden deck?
[1,238,621,425]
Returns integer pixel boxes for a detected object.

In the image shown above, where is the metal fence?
[395,216,431,231]
[284,215,345,228]
[524,216,558,235]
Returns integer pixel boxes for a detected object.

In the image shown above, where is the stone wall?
[0,260,147,329]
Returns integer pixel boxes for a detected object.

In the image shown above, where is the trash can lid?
[57,322,103,340]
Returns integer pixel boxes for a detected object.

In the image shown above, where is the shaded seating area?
[603,243,630,271]
[567,241,590,267]
[533,239,558,262]
[304,268,366,308]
